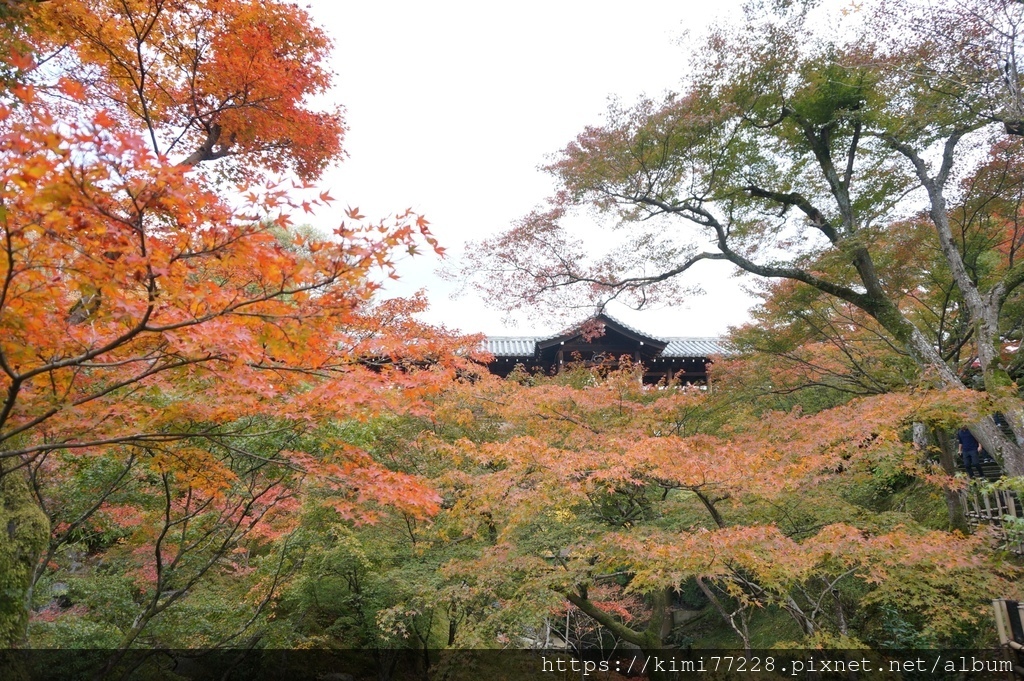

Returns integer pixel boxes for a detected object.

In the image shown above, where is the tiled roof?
[663,337,731,357]
[484,335,731,358]
[485,337,539,357]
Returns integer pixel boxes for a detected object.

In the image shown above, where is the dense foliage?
[464,0,1024,474]
[0,0,1022,678]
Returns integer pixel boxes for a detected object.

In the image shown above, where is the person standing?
[957,427,986,479]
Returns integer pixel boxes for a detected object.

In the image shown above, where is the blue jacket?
[957,428,980,453]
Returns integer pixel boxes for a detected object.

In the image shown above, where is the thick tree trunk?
[903,320,1024,475]
[927,426,970,532]
[689,155,1024,476]
[970,416,1023,475]
[0,458,49,646]
[566,587,675,681]
[891,138,1024,475]
[915,423,968,531]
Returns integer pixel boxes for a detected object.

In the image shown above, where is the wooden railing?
[993,599,1024,677]
[961,487,1024,554]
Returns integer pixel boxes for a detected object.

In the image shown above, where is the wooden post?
[993,599,1024,679]
[984,492,996,522]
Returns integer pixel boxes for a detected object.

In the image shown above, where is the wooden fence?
[961,487,1024,554]
[994,599,1024,678]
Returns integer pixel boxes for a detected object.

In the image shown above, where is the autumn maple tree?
[424,364,1015,664]
[30,0,343,180]
[0,0,472,649]
[464,0,1024,474]
[5,0,1022,665]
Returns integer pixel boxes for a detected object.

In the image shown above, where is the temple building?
[484,313,729,385]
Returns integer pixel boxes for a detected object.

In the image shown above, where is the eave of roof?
[483,336,732,359]
[662,337,732,357]
[485,336,540,357]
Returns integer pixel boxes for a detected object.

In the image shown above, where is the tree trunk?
[565,587,676,681]
[970,416,1022,475]
[903,321,1024,475]
[0,458,49,646]
[894,141,1024,474]
[696,577,751,653]
[923,425,970,532]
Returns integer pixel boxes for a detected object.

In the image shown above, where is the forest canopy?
[0,0,1022,678]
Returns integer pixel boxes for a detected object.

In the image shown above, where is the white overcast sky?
[302,1,754,338]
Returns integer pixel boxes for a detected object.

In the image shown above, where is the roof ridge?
[484,335,544,340]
